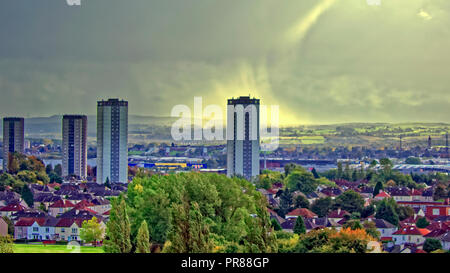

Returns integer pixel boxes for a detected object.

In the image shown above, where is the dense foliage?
[107,172,277,253]
[277,228,377,253]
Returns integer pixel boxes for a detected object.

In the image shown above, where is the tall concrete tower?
[97,99,128,183]
[2,117,24,171]
[226,96,260,180]
[62,115,87,178]
[446,133,449,155]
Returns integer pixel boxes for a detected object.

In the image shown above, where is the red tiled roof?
[55,218,84,228]
[47,183,61,188]
[48,200,75,208]
[15,217,46,227]
[380,237,393,241]
[393,226,431,236]
[286,208,317,218]
[73,200,95,209]
[0,203,26,212]
[415,249,427,253]
[375,191,391,198]
[103,210,110,215]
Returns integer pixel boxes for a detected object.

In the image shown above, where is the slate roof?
[328,209,350,219]
[0,191,21,204]
[33,193,61,203]
[372,219,396,229]
[280,218,296,230]
[48,200,75,208]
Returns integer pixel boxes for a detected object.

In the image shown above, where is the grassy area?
[13,243,104,253]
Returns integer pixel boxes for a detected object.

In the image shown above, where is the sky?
[0,0,449,125]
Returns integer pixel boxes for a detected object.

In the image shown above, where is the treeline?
[103,172,277,253]
[0,152,63,207]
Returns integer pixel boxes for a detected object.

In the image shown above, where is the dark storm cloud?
[0,0,449,124]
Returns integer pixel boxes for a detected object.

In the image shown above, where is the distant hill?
[0,115,177,139]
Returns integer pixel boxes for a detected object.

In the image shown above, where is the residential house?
[371,219,398,241]
[374,191,391,201]
[10,210,48,223]
[33,193,61,210]
[66,193,94,204]
[392,226,430,246]
[48,200,75,217]
[54,218,84,242]
[312,217,342,231]
[14,217,57,240]
[280,218,296,232]
[268,208,285,226]
[421,188,434,202]
[54,217,106,242]
[440,232,450,251]
[285,208,318,220]
[0,217,8,236]
[397,201,444,215]
[425,201,450,220]
[0,203,26,218]
[410,189,424,202]
[388,187,412,202]
[102,210,110,220]
[0,190,21,206]
[327,209,350,222]
[306,191,327,204]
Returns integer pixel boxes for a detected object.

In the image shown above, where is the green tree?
[416,217,430,228]
[311,197,333,217]
[136,220,151,253]
[80,217,104,246]
[293,216,306,235]
[375,198,399,226]
[271,219,282,231]
[105,177,111,189]
[285,169,317,195]
[21,185,34,208]
[277,189,294,218]
[405,157,422,165]
[361,205,375,218]
[164,201,213,253]
[433,184,447,201]
[337,162,343,179]
[333,190,364,213]
[362,220,381,239]
[0,235,14,253]
[104,198,132,253]
[423,238,442,253]
[311,168,320,179]
[54,164,62,177]
[343,219,363,230]
[45,164,53,175]
[397,206,414,221]
[295,194,310,209]
[373,181,383,197]
[7,153,20,174]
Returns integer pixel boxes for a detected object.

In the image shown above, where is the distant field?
[13,243,104,253]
